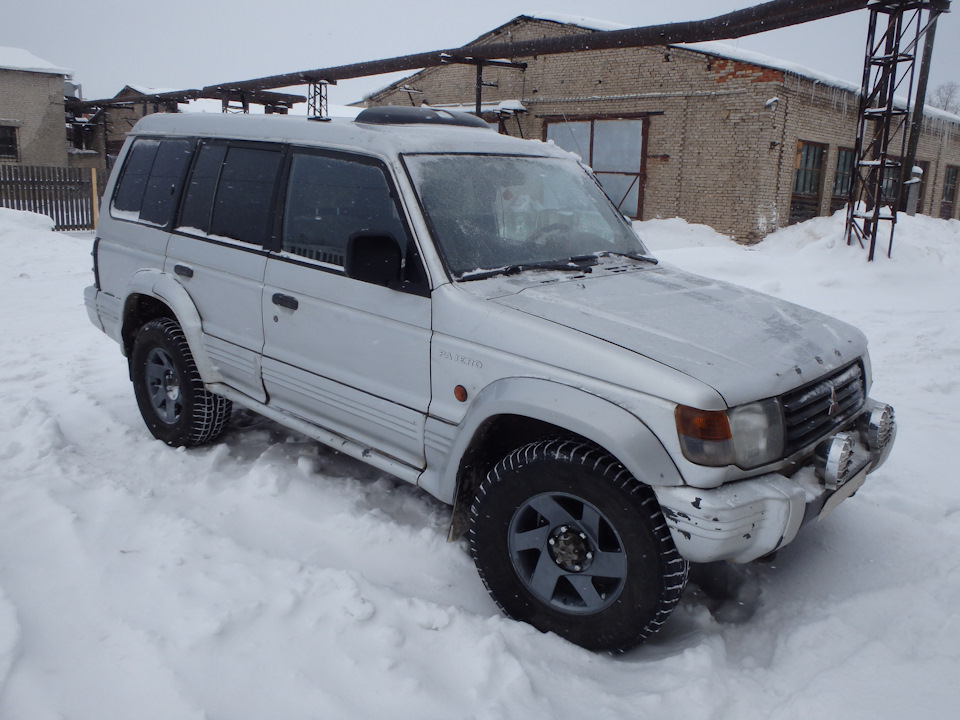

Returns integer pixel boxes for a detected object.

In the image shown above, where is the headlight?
[676,399,785,469]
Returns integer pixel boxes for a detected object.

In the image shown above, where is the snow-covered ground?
[1,205,958,719]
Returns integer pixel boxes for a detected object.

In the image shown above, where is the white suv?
[85,107,895,651]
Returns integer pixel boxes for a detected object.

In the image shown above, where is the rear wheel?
[469,438,688,652]
[131,318,232,447]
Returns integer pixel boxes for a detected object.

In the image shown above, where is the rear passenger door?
[261,148,432,470]
[166,140,284,402]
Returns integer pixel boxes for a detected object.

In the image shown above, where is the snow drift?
[1,206,958,719]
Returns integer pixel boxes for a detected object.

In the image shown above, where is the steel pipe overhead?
[70,0,874,111]
[203,0,870,94]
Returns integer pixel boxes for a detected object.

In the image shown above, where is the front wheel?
[469,438,688,652]
[131,318,232,447]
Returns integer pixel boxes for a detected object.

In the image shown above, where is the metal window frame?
[832,147,857,199]
[0,126,19,161]
[541,114,651,220]
[941,164,959,219]
[792,140,828,198]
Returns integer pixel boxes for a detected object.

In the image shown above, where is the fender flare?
[121,269,223,385]
[430,376,684,508]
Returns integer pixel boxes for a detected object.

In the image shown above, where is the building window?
[831,147,855,213]
[880,159,902,204]
[0,126,18,161]
[544,117,646,219]
[789,141,826,224]
[941,166,958,220]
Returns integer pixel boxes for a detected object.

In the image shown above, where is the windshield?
[404,154,652,278]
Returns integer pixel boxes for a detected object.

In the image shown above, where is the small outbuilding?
[0,46,73,166]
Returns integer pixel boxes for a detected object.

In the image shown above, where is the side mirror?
[345,232,402,286]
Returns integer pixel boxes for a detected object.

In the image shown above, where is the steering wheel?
[526,222,571,245]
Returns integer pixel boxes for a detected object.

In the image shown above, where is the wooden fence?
[0,165,104,231]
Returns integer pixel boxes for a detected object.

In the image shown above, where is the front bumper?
[653,399,896,563]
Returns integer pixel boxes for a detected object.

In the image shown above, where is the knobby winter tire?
[469,438,688,652]
[131,318,232,447]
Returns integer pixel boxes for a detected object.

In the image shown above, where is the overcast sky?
[3,1,958,107]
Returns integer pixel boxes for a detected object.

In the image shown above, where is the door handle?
[272,293,299,311]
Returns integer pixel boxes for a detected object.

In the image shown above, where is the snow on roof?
[426,100,527,115]
[0,46,71,76]
[684,40,960,123]
[679,41,862,93]
[525,13,860,90]
[524,12,629,33]
[523,13,960,124]
[130,112,567,161]
[124,84,179,96]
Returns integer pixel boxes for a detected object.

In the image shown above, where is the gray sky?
[3,1,958,107]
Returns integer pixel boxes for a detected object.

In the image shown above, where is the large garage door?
[546,118,646,219]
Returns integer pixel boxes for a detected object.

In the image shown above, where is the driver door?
[261,148,432,470]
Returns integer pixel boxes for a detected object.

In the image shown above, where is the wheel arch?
[439,377,684,538]
[120,270,222,385]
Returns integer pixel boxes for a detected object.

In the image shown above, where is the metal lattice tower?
[221,91,251,114]
[308,81,334,119]
[845,0,950,260]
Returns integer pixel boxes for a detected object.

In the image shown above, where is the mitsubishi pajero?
[85,107,896,651]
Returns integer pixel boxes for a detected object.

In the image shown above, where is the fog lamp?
[819,432,854,490]
[859,403,895,451]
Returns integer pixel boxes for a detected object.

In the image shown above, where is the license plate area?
[817,465,868,521]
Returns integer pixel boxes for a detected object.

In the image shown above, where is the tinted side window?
[112,138,194,227]
[140,139,194,226]
[210,146,283,245]
[179,143,227,234]
[282,152,409,267]
[112,139,160,216]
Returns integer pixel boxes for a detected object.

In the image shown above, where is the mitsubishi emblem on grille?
[827,385,840,417]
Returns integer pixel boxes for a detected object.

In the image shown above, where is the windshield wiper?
[591,250,659,265]
[458,251,656,282]
[459,259,594,282]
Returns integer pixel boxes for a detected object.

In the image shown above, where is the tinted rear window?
[178,142,226,234]
[112,138,193,227]
[112,139,159,217]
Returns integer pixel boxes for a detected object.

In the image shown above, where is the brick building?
[0,47,72,166]
[364,15,960,240]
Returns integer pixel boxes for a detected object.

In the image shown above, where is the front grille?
[782,362,865,456]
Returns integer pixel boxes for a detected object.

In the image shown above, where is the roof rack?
[354,106,490,128]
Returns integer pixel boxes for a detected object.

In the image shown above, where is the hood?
[485,263,867,407]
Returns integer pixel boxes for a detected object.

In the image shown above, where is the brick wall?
[0,68,68,166]
[366,16,960,239]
